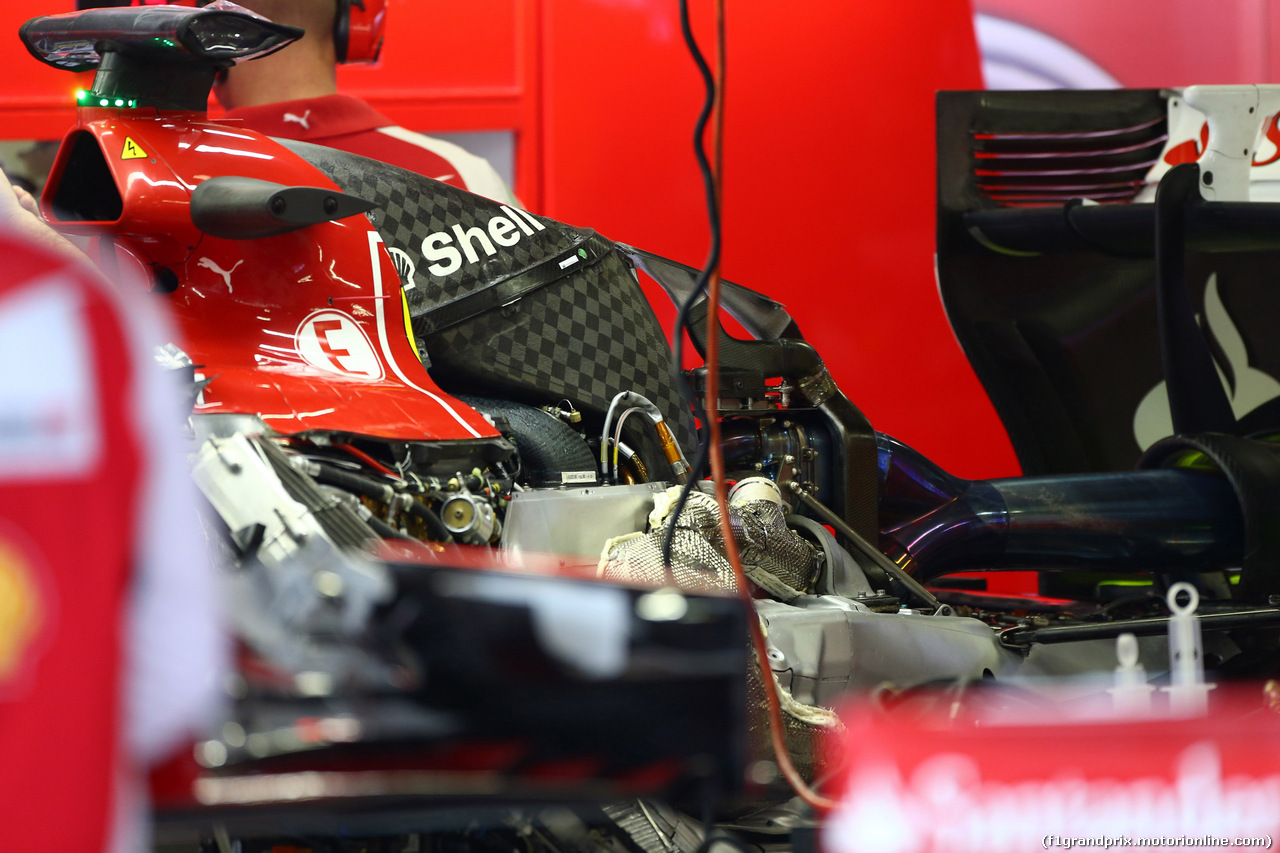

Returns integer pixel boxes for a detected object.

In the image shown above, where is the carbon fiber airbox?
[288,142,696,461]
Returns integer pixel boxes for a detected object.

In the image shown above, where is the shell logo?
[0,538,43,688]
[294,309,385,381]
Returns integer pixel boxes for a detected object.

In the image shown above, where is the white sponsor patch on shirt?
[0,280,101,479]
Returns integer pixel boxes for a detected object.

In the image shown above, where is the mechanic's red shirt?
[220,94,516,204]
[0,235,142,850]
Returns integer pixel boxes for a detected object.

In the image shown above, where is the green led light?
[114,99,124,107]
[76,89,88,102]
[99,99,109,107]
[128,100,137,109]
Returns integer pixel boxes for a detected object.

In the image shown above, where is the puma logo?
[198,257,244,293]
[283,109,312,130]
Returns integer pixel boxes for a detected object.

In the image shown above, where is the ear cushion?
[335,0,355,63]
[333,0,351,63]
[334,0,384,64]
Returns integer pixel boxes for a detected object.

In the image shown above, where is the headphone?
[334,0,387,64]
[76,0,387,64]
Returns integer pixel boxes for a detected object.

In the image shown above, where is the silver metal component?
[741,419,816,503]
[214,443,243,474]
[314,569,344,598]
[635,588,689,622]
[600,390,691,483]
[599,481,821,601]
[153,341,193,371]
[730,484,819,600]
[728,477,783,504]
[288,455,321,477]
[755,594,1187,708]
[602,800,705,853]
[193,434,325,565]
[543,400,583,424]
[638,801,680,853]
[212,824,235,853]
[389,492,415,521]
[190,412,271,444]
[787,481,944,613]
[440,490,497,544]
[757,597,1001,704]
[600,489,737,592]
[501,482,666,558]
[719,798,820,835]
[273,507,308,545]
[778,381,793,408]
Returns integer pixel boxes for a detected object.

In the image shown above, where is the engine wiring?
[662,0,721,570]
[673,0,837,815]
[334,441,399,478]
[601,390,692,483]
[600,390,632,474]
[613,406,645,475]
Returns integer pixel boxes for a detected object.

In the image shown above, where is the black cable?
[313,463,394,503]
[664,0,722,569]
[313,462,454,543]
[404,497,454,543]
[366,515,414,541]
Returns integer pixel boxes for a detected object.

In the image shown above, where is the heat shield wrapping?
[599,485,820,601]
[598,484,833,783]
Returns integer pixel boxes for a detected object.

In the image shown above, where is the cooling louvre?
[962,91,1169,208]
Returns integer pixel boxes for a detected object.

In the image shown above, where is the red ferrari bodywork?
[42,108,497,442]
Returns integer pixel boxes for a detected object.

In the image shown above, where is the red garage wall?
[0,0,1016,479]
[975,0,1280,87]
[534,1,1014,479]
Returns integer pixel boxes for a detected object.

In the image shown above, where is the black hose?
[403,498,454,544]
[257,439,375,550]
[312,464,394,503]
[366,515,413,541]
[663,0,721,570]
[1000,607,1280,647]
[312,463,453,543]
[789,483,943,612]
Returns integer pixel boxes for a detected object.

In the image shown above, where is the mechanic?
[213,0,518,204]
[0,173,225,852]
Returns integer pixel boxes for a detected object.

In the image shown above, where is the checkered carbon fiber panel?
[283,139,696,452]
[424,251,696,452]
[281,140,577,311]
